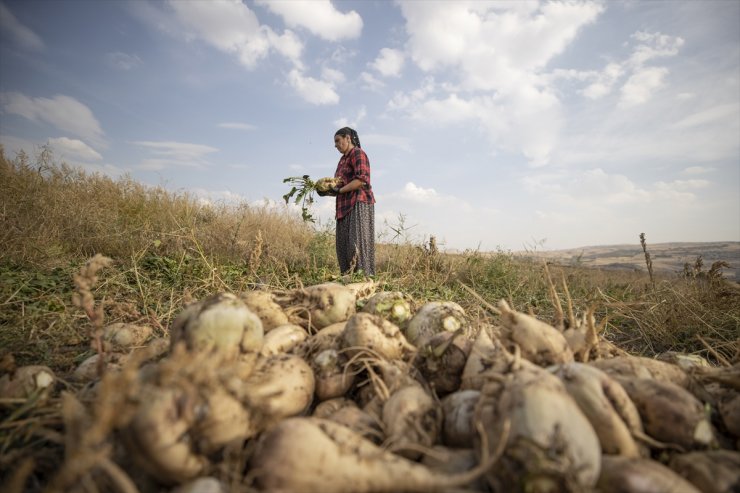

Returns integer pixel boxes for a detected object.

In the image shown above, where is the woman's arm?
[337,148,370,194]
[338,178,366,194]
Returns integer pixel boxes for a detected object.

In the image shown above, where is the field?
[1,148,739,492]
[526,242,739,280]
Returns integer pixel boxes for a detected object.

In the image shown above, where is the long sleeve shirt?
[334,146,375,219]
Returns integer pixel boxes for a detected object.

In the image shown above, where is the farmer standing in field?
[328,127,375,277]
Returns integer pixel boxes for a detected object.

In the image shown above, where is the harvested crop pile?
[1,263,738,493]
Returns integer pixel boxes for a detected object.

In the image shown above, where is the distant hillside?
[523,241,740,280]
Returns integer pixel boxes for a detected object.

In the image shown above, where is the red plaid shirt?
[335,147,375,219]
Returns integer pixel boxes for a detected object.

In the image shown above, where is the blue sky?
[1,0,738,251]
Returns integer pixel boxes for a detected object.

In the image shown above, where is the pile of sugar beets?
[2,280,739,493]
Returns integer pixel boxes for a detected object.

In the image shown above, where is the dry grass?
[0,145,737,373]
[0,146,316,269]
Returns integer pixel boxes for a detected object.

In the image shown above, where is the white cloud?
[0,134,124,177]
[672,103,740,129]
[681,166,713,175]
[400,1,603,83]
[0,92,105,146]
[333,106,366,129]
[582,63,624,100]
[401,182,440,203]
[105,52,142,70]
[266,28,304,68]
[628,31,685,67]
[133,140,218,170]
[371,48,404,77]
[322,67,346,84]
[387,77,436,111]
[47,137,102,161]
[412,93,478,125]
[0,2,44,51]
[218,122,257,131]
[548,30,684,105]
[191,188,248,206]
[287,69,339,105]
[255,0,362,41]
[167,0,303,69]
[392,1,603,165]
[619,66,668,106]
[359,71,385,92]
[0,134,42,158]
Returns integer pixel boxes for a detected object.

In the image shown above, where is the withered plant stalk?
[639,233,654,288]
[71,254,112,376]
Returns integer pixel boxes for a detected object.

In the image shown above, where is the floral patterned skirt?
[336,201,375,276]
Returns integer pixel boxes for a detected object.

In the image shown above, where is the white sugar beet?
[249,417,493,493]
[550,362,646,458]
[382,383,442,460]
[597,456,701,493]
[342,312,415,360]
[476,364,601,492]
[405,301,469,347]
[0,365,55,399]
[239,290,289,332]
[260,323,307,356]
[170,293,264,359]
[361,291,414,330]
[497,299,574,366]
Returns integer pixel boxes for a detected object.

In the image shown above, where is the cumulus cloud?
[371,48,404,77]
[322,67,346,84]
[628,31,685,66]
[133,140,218,170]
[105,52,142,70]
[359,71,385,92]
[167,0,303,69]
[0,2,44,51]
[391,1,603,165]
[47,137,102,161]
[0,92,105,146]
[255,0,362,41]
[387,77,436,111]
[333,106,366,129]
[582,63,624,99]
[619,66,668,106]
[287,69,339,105]
[557,30,684,103]
[400,1,603,84]
[401,182,440,203]
[169,0,271,66]
[163,0,365,107]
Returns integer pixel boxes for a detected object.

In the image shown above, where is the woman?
[330,127,375,277]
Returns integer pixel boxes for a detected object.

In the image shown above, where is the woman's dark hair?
[335,127,361,148]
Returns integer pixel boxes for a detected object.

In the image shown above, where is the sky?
[1,0,738,252]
